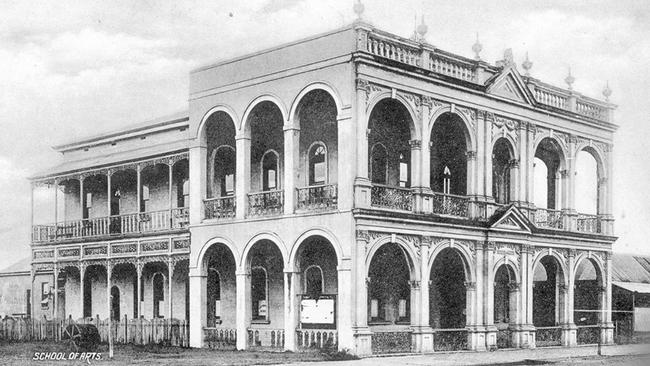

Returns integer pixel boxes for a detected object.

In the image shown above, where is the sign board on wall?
[300,296,335,325]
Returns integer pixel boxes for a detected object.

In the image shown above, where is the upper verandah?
[189,20,616,127]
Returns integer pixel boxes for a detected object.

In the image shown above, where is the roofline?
[0,270,30,277]
[191,23,356,74]
[53,112,189,152]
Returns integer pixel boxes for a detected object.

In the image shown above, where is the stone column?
[511,160,521,203]
[564,136,578,230]
[168,161,174,212]
[235,270,250,350]
[107,172,112,217]
[412,237,433,352]
[483,242,496,350]
[484,112,494,199]
[410,139,427,213]
[283,125,300,215]
[354,79,372,208]
[283,270,298,351]
[189,268,207,348]
[189,144,207,224]
[352,229,371,355]
[601,252,614,344]
[518,121,529,206]
[562,250,577,346]
[235,135,251,219]
[519,244,534,348]
[337,258,353,351]
[136,166,142,213]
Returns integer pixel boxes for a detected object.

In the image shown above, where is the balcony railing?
[296,184,338,211]
[576,213,601,234]
[247,190,284,217]
[204,196,236,220]
[370,184,413,211]
[535,326,562,347]
[533,208,563,230]
[32,208,189,243]
[430,192,470,217]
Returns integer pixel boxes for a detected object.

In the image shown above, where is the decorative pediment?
[489,204,533,233]
[486,67,536,106]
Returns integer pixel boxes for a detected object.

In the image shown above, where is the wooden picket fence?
[0,315,189,347]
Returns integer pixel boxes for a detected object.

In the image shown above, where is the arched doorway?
[294,236,339,349]
[111,286,120,320]
[429,247,469,351]
[492,138,516,205]
[367,99,413,210]
[574,258,603,344]
[204,243,236,329]
[152,272,165,318]
[533,138,565,229]
[203,111,237,219]
[367,242,413,354]
[532,255,567,346]
[575,150,602,233]
[494,264,517,348]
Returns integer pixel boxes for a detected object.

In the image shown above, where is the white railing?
[296,329,338,349]
[429,55,476,82]
[204,196,236,220]
[430,192,470,217]
[576,213,602,234]
[534,88,568,109]
[247,190,284,217]
[366,34,420,66]
[576,100,607,120]
[533,208,563,230]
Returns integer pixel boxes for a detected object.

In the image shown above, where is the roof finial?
[522,52,532,76]
[416,14,428,42]
[472,33,482,61]
[603,81,612,101]
[565,66,575,90]
[353,0,365,20]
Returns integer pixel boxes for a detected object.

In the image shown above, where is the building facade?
[30,19,617,355]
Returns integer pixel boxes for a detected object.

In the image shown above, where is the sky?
[0,0,649,269]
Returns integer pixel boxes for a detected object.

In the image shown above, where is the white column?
[337,110,354,211]
[483,112,494,199]
[352,230,371,355]
[136,167,141,213]
[79,263,86,318]
[283,271,297,351]
[168,162,174,211]
[235,270,249,350]
[107,261,112,318]
[475,111,487,198]
[189,269,207,348]
[283,126,299,215]
[53,179,59,225]
[602,252,614,344]
[53,263,58,319]
[107,173,112,216]
[168,258,173,319]
[337,259,353,351]
[354,79,371,209]
[235,136,251,219]
[79,178,85,218]
[189,145,207,224]
[518,122,529,204]
[136,261,142,318]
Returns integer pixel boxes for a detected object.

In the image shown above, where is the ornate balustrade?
[204,196,236,220]
[32,208,189,243]
[534,87,568,109]
[365,33,420,67]
[533,208,563,230]
[576,213,602,233]
[296,329,338,349]
[429,53,476,82]
[247,328,284,349]
[203,327,236,349]
[432,328,468,351]
[296,184,338,211]
[535,326,562,347]
[247,190,284,217]
[577,325,601,345]
[370,184,413,211]
[576,100,608,121]
[430,192,470,217]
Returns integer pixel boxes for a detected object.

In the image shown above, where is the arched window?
[207,268,222,326]
[213,146,235,197]
[308,143,327,185]
[251,266,268,321]
[303,265,324,299]
[371,143,388,185]
[399,152,410,187]
[152,273,165,318]
[443,166,451,195]
[262,150,279,191]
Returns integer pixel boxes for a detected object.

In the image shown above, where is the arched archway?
[204,243,237,328]
[494,264,517,348]
[574,258,603,344]
[533,137,566,229]
[493,138,516,204]
[575,149,603,233]
[204,111,237,199]
[532,255,567,347]
[430,113,470,196]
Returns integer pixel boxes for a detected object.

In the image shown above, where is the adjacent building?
[29,15,618,355]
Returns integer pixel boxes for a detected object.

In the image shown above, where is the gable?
[486,67,535,106]
[489,205,533,233]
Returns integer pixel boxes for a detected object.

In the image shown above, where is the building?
[28,9,617,355]
[611,253,650,342]
[0,257,31,318]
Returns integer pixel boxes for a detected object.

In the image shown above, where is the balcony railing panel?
[535,326,562,347]
[430,55,476,82]
[32,208,188,243]
[576,100,607,121]
[296,329,338,350]
[533,208,563,230]
[432,328,468,351]
[430,192,470,217]
[204,196,235,220]
[296,184,338,211]
[576,213,601,234]
[370,184,413,211]
[247,190,284,217]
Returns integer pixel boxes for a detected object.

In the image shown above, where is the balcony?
[296,184,338,212]
[533,208,564,230]
[247,190,283,217]
[32,208,189,243]
[204,196,235,220]
[370,184,413,212]
[430,192,470,217]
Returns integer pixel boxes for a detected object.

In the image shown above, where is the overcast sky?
[1,0,649,269]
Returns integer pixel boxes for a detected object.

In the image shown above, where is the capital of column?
[409,280,421,289]
[464,281,476,290]
[466,150,477,161]
[484,241,496,252]
[409,139,422,149]
[356,229,370,242]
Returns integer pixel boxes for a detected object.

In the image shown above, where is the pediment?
[486,67,536,106]
[489,204,533,233]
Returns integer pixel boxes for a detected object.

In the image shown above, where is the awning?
[613,281,650,294]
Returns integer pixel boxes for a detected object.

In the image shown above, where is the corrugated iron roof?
[612,253,650,284]
[0,257,31,274]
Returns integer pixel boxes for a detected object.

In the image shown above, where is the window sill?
[368,320,391,326]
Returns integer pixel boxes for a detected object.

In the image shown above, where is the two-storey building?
[29,14,617,356]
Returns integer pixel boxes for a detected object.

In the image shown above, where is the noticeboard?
[300,295,336,328]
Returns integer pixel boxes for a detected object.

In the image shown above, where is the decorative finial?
[472,33,482,61]
[565,67,575,90]
[416,15,428,41]
[521,52,532,76]
[603,81,612,101]
[503,48,514,66]
[353,0,364,20]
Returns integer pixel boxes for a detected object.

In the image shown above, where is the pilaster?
[189,145,207,224]
[283,126,300,215]
[235,136,251,219]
